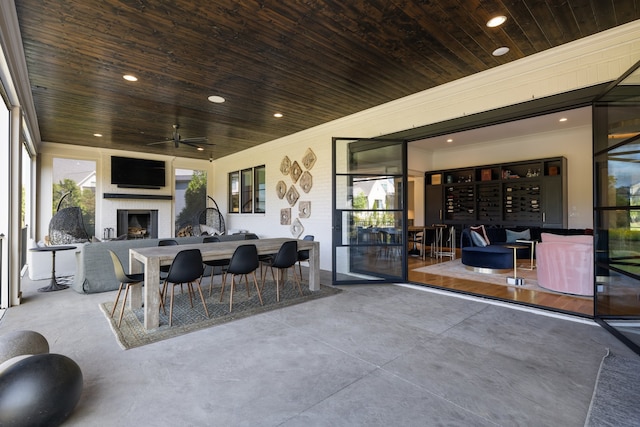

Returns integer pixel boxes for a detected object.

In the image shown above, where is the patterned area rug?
[412,258,542,290]
[100,277,341,350]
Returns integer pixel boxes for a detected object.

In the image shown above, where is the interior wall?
[430,124,593,229]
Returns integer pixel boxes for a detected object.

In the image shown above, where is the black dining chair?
[261,240,302,302]
[202,235,231,296]
[220,244,263,312]
[161,249,209,326]
[108,250,145,327]
[158,239,179,279]
[297,235,314,279]
[244,232,275,277]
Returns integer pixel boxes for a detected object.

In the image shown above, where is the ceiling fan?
[147,124,213,150]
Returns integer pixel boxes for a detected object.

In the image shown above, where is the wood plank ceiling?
[13,0,640,160]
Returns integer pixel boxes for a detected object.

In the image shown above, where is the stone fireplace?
[117,209,159,239]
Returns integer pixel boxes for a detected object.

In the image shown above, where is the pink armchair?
[536,233,594,296]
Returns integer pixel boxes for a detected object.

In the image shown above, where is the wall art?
[299,170,312,193]
[280,156,291,175]
[280,208,291,225]
[285,185,300,206]
[290,160,302,183]
[290,218,304,238]
[302,148,317,170]
[299,201,311,218]
[276,180,287,199]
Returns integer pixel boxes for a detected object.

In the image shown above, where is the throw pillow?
[469,225,490,245]
[470,230,488,247]
[200,224,220,236]
[506,228,531,242]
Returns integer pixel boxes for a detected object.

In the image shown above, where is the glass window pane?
[335,175,403,210]
[241,168,253,213]
[52,158,96,237]
[228,171,239,213]
[175,169,206,236]
[254,165,265,213]
[335,138,404,175]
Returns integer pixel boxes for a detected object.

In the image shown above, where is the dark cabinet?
[425,157,566,228]
[424,184,443,225]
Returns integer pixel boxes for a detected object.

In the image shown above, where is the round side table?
[29,245,77,292]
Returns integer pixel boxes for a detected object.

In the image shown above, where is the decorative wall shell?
[290,161,302,183]
[280,208,291,225]
[280,156,291,175]
[299,171,312,193]
[299,201,311,218]
[302,148,317,170]
[290,218,304,238]
[276,180,287,199]
[285,185,300,206]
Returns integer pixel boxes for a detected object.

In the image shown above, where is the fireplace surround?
[117,209,159,239]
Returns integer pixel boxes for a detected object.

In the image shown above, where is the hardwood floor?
[406,252,594,317]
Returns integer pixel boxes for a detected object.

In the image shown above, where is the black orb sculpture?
[0,353,83,427]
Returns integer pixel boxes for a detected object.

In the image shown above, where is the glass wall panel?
[175,169,206,235]
[594,60,640,355]
[52,158,96,238]
[241,168,253,213]
[228,171,239,213]
[254,165,265,213]
[333,138,406,284]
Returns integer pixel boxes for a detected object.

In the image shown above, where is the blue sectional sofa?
[459,226,591,270]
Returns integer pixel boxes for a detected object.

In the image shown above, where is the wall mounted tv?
[111,156,166,189]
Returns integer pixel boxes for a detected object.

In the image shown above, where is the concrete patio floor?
[0,273,635,426]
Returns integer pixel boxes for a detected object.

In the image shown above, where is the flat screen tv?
[111,156,166,189]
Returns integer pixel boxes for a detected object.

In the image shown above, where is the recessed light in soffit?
[487,16,507,28]
[492,47,510,56]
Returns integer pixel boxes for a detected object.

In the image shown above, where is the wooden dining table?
[128,237,320,330]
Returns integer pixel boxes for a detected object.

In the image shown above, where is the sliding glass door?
[593,60,640,354]
[332,137,406,284]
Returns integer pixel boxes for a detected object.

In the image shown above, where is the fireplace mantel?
[104,193,172,200]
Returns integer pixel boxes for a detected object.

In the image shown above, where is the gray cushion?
[470,230,488,247]
[506,228,531,242]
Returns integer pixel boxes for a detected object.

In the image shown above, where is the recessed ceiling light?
[559,117,568,122]
[208,95,225,103]
[446,139,453,143]
[487,16,507,28]
[274,113,283,118]
[492,47,510,56]
[196,147,204,151]
[93,133,102,137]
[123,74,138,82]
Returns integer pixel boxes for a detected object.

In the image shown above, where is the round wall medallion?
[276,180,287,199]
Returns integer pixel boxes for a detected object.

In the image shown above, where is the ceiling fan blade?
[146,138,172,146]
[180,137,209,143]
